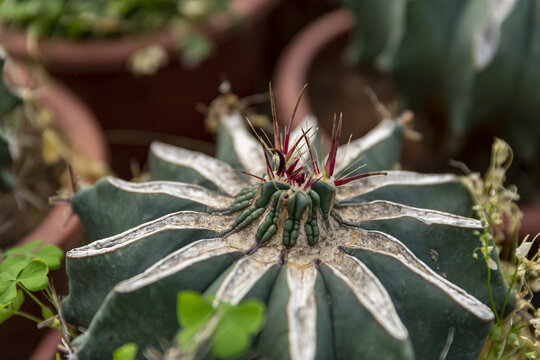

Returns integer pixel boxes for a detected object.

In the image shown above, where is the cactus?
[63,94,512,360]
[343,0,540,162]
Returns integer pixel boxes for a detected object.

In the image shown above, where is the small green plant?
[113,291,265,360]
[0,239,63,326]
[114,343,138,360]
[0,58,22,191]
[462,138,540,359]
[173,291,266,359]
[0,0,227,39]
[0,0,229,69]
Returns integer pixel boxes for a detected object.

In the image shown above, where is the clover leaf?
[213,320,249,358]
[212,300,266,358]
[2,240,63,270]
[113,343,138,360]
[0,290,23,324]
[0,272,17,305]
[0,242,62,328]
[177,291,215,328]
[0,259,48,307]
[16,259,49,291]
[176,291,266,359]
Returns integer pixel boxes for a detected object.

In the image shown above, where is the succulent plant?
[0,0,228,39]
[0,131,14,191]
[63,94,512,360]
[0,58,21,191]
[343,0,540,162]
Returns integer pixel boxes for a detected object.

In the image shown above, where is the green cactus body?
[345,0,540,162]
[64,105,512,359]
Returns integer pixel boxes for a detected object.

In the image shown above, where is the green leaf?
[177,291,214,328]
[0,307,13,324]
[33,245,64,270]
[212,321,249,359]
[10,289,24,312]
[3,240,43,258]
[41,306,54,321]
[178,324,202,352]
[223,300,266,335]
[16,259,49,291]
[0,273,17,305]
[0,256,30,276]
[0,290,23,324]
[2,241,63,271]
[113,343,138,360]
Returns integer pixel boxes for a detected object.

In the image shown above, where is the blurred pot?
[0,0,281,177]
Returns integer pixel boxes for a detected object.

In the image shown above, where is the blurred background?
[0,0,539,358]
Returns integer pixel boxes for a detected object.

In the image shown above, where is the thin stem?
[500,259,521,318]
[14,310,42,323]
[487,266,502,325]
[44,287,57,310]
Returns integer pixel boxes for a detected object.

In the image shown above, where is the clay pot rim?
[3,62,109,249]
[0,0,280,73]
[273,8,354,132]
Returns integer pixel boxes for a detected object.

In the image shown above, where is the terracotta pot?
[0,62,108,360]
[0,0,281,178]
[520,203,540,239]
[274,8,354,131]
[273,8,397,143]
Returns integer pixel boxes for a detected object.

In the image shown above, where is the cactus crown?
[227,97,387,249]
